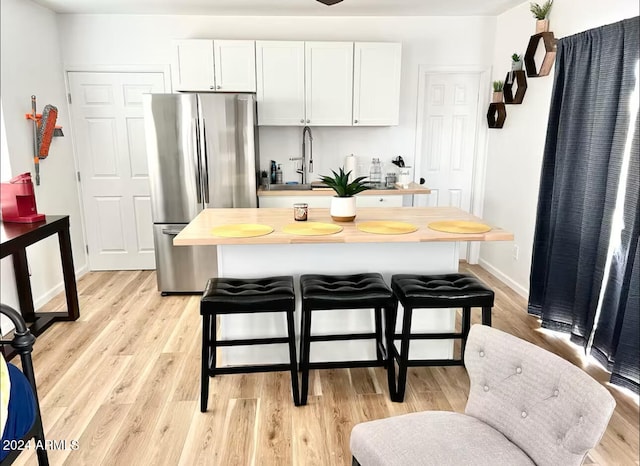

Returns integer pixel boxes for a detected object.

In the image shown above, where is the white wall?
[1,104,18,331]
[56,14,497,182]
[480,0,639,297]
[0,0,87,315]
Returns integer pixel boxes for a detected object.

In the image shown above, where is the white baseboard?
[478,258,529,299]
[34,264,89,310]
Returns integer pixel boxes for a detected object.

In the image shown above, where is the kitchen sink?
[267,183,312,191]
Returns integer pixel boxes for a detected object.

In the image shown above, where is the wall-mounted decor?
[492,80,504,103]
[524,32,557,77]
[24,95,64,186]
[530,0,553,32]
[504,70,528,104]
[487,103,506,129]
[511,53,523,71]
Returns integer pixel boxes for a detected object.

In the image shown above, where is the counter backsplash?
[257,126,413,185]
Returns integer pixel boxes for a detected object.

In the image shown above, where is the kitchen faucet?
[290,126,313,185]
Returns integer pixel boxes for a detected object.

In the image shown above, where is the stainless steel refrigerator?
[143,93,258,294]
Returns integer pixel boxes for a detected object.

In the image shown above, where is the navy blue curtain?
[529,17,639,393]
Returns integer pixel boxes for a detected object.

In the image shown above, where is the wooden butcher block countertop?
[174,207,513,246]
[258,182,431,196]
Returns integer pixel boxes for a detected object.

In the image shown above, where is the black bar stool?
[390,273,494,402]
[299,273,397,405]
[200,276,299,411]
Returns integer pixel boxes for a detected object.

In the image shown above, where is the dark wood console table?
[1,216,80,355]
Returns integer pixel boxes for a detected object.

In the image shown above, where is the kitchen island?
[174,207,513,366]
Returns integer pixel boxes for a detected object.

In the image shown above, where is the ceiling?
[32,0,525,16]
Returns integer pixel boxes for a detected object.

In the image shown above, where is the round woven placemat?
[211,224,274,238]
[356,221,418,235]
[282,222,343,236]
[427,220,492,234]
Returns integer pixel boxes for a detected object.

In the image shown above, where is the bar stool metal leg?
[374,307,384,363]
[286,310,301,406]
[395,306,414,402]
[210,313,216,377]
[385,303,398,400]
[461,307,471,364]
[300,307,313,405]
[482,306,492,326]
[201,313,211,412]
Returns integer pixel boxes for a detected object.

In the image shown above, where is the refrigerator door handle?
[201,118,210,204]
[161,227,184,236]
[194,118,203,204]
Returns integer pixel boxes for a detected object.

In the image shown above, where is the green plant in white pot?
[511,53,523,71]
[530,0,553,32]
[319,167,370,222]
[492,80,504,103]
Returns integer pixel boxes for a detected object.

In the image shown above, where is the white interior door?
[68,71,166,270]
[414,72,481,260]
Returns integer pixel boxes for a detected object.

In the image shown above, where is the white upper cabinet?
[353,42,402,126]
[214,40,256,92]
[174,40,215,91]
[174,39,402,125]
[173,39,256,92]
[256,41,306,126]
[256,41,354,126]
[305,42,354,126]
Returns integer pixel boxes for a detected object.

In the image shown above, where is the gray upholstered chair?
[350,324,616,466]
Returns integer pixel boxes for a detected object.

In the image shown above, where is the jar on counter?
[369,158,382,188]
[398,167,413,188]
[293,203,308,221]
[385,173,397,188]
[384,162,399,189]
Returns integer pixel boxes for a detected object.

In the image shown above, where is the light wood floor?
[8,264,639,465]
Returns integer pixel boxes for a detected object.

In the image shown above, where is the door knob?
[306,119,310,123]
[216,85,221,90]
[354,119,359,124]
[300,119,305,123]
[419,178,426,185]
[209,85,214,89]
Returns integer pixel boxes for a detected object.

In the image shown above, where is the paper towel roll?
[344,154,356,182]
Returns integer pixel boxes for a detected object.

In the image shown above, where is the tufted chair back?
[464,325,616,466]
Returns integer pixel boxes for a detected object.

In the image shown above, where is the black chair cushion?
[391,273,494,308]
[300,273,395,310]
[201,276,295,314]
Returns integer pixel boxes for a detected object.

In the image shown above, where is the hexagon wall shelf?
[525,32,557,77]
[487,103,506,128]
[504,70,528,104]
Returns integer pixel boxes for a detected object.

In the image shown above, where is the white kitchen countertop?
[257,182,431,196]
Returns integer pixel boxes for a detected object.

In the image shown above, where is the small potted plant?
[530,0,553,32]
[492,80,504,103]
[319,167,370,222]
[511,53,523,71]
